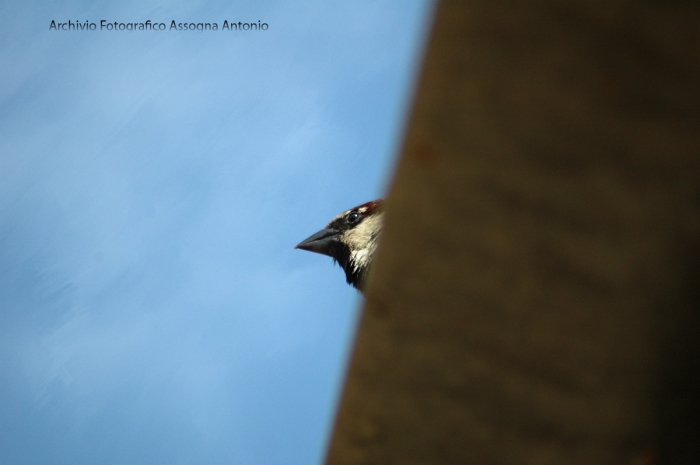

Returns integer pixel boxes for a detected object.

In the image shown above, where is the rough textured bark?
[325,1,699,464]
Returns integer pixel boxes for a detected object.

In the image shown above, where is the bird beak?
[295,228,340,257]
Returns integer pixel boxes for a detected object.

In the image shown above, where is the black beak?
[295,228,340,257]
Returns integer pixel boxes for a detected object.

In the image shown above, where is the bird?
[295,199,385,291]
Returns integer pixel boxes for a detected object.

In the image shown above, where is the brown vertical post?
[325,1,700,464]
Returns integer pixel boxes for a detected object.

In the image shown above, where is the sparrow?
[295,199,384,291]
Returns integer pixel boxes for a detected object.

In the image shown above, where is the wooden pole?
[326,1,700,463]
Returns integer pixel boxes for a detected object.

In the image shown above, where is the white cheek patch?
[344,212,384,273]
[350,249,370,272]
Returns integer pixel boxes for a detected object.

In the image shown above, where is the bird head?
[295,199,384,291]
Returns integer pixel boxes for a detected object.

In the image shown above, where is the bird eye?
[348,211,361,222]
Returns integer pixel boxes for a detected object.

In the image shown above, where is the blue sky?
[0,1,432,464]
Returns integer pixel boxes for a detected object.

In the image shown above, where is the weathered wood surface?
[325,1,699,464]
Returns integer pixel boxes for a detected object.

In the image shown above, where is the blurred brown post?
[325,1,700,464]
